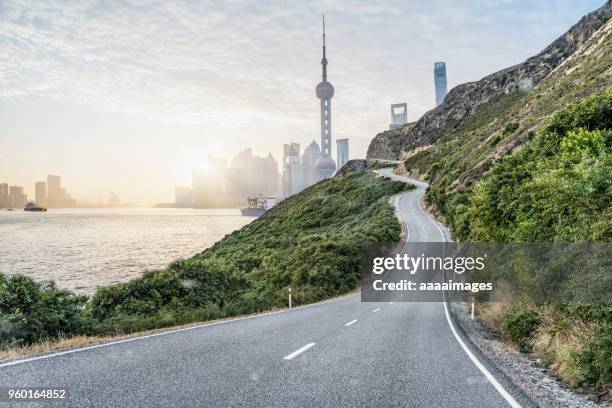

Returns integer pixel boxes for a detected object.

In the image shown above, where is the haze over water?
[0,208,252,294]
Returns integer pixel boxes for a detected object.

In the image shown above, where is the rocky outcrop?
[335,159,395,176]
[367,1,612,160]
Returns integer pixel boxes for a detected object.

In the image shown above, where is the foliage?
[1,170,411,346]
[503,122,520,135]
[447,88,612,390]
[574,321,612,388]
[456,87,611,242]
[501,304,539,352]
[0,274,89,347]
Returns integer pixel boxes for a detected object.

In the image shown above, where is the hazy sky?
[0,0,604,204]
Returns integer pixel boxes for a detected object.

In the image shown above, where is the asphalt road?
[0,169,532,407]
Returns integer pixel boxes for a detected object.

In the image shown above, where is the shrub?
[502,304,539,352]
[503,122,520,135]
[0,274,89,346]
[574,328,612,388]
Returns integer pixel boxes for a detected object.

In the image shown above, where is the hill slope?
[364,2,612,392]
[367,1,612,162]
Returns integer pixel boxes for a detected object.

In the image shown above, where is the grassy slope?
[398,21,612,391]
[405,20,612,230]
[1,169,412,349]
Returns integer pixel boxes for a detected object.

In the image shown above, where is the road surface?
[0,169,532,407]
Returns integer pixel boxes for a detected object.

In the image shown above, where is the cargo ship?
[24,201,47,212]
[240,195,276,217]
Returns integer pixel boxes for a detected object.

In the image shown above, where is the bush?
[575,328,612,388]
[502,305,539,352]
[0,274,89,346]
[503,122,520,135]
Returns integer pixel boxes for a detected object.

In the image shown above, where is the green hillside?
[415,20,611,235]
[394,20,612,391]
[1,169,411,348]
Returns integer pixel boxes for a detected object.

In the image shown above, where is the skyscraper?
[35,181,46,205]
[434,62,448,106]
[47,175,61,207]
[0,183,8,208]
[315,14,336,179]
[8,185,27,208]
[389,103,408,129]
[302,140,321,187]
[282,144,303,197]
[336,138,349,169]
[227,149,279,204]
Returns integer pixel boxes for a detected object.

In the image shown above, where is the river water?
[0,208,252,294]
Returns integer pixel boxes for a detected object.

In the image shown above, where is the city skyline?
[0,0,603,204]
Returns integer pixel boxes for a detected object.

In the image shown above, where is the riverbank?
[1,168,412,354]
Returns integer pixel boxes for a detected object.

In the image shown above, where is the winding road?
[0,169,532,407]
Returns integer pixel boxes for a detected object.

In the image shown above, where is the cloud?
[0,0,602,139]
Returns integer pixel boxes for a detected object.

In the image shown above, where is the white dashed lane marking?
[283,343,316,360]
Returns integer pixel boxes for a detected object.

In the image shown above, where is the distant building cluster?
[282,141,321,197]
[388,61,449,129]
[0,175,78,209]
[170,17,350,209]
[171,150,280,208]
[0,183,27,209]
[280,17,351,199]
[0,175,121,209]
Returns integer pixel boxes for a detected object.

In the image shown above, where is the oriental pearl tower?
[315,14,336,179]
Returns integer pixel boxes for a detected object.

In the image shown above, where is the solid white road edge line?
[372,308,381,313]
[0,292,359,368]
[283,343,316,360]
[344,319,358,327]
[442,300,521,408]
[412,180,522,408]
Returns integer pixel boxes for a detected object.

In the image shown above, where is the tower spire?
[321,13,327,81]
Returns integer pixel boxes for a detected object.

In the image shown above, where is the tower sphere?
[316,81,334,99]
[315,156,336,170]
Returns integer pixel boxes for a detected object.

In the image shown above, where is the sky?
[0,0,604,204]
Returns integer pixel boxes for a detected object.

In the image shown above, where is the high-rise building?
[229,149,278,201]
[302,140,321,188]
[283,145,303,197]
[315,15,336,179]
[47,175,61,207]
[389,103,408,129]
[336,138,349,169]
[0,183,8,208]
[35,181,46,205]
[282,143,301,197]
[44,175,77,207]
[434,62,448,106]
[8,185,27,208]
[174,187,192,206]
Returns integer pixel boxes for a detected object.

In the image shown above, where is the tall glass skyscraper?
[434,62,448,106]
